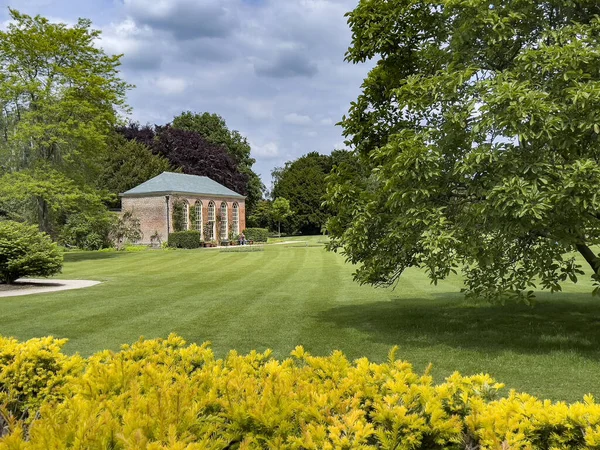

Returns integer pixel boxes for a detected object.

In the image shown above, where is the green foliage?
[168,231,202,249]
[272,197,293,237]
[0,9,131,178]
[172,111,265,213]
[3,335,600,447]
[96,135,172,207]
[171,198,188,233]
[273,151,354,235]
[59,211,115,250]
[327,0,600,302]
[0,221,63,283]
[0,9,131,233]
[0,166,112,237]
[110,211,142,250]
[243,227,269,243]
[247,199,274,229]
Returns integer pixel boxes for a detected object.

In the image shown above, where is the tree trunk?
[37,196,51,235]
[576,243,600,274]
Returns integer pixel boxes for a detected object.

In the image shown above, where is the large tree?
[119,123,248,197]
[0,9,131,231]
[273,151,352,235]
[96,134,173,207]
[326,0,600,302]
[172,111,264,213]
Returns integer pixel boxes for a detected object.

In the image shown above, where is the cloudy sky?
[1,0,373,187]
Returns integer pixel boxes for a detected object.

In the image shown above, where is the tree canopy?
[119,123,249,198]
[96,134,173,207]
[172,111,264,213]
[0,9,130,177]
[273,151,352,235]
[326,0,600,302]
[0,9,131,234]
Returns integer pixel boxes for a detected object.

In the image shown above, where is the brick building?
[120,172,246,244]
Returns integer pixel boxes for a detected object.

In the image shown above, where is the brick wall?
[121,195,246,244]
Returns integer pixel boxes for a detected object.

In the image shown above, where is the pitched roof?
[120,172,245,199]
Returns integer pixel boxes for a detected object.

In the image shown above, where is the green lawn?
[2,236,599,402]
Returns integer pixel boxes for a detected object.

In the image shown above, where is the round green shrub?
[0,221,63,284]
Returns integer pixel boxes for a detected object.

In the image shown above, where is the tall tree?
[97,134,173,207]
[172,111,264,213]
[0,9,131,231]
[326,0,600,302]
[119,124,248,197]
[272,152,349,235]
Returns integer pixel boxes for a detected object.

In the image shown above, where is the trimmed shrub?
[168,231,202,249]
[2,335,600,448]
[0,221,63,283]
[243,227,269,242]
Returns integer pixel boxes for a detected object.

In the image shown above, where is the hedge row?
[243,227,269,242]
[1,335,600,448]
[167,231,202,249]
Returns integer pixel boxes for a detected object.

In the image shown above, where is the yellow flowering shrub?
[0,334,598,449]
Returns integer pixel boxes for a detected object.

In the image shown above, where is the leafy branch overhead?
[326,0,600,302]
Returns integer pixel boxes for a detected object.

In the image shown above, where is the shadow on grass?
[317,293,600,358]
[64,252,124,263]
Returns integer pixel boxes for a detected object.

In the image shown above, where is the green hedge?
[243,227,268,242]
[167,231,201,249]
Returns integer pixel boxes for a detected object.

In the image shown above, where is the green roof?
[120,172,245,199]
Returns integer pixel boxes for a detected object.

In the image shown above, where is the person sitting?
[239,233,246,245]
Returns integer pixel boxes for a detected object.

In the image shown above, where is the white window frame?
[208,201,216,240]
[195,201,202,237]
[220,202,228,241]
[232,202,239,236]
[183,201,189,231]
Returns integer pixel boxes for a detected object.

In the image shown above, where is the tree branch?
[576,243,600,274]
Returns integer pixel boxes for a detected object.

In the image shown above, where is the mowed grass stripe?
[62,250,279,352]
[214,246,315,355]
[174,247,309,354]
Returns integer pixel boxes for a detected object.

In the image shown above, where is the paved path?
[0,279,101,298]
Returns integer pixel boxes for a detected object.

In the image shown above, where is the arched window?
[194,200,202,235]
[183,201,189,231]
[208,201,216,240]
[232,203,239,236]
[220,202,228,241]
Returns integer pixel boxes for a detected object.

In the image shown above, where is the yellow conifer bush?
[0,334,599,449]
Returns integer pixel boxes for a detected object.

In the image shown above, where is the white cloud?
[251,142,280,159]
[153,76,188,95]
[284,113,312,126]
[320,118,334,126]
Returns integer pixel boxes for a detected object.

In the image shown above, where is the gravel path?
[0,279,101,298]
